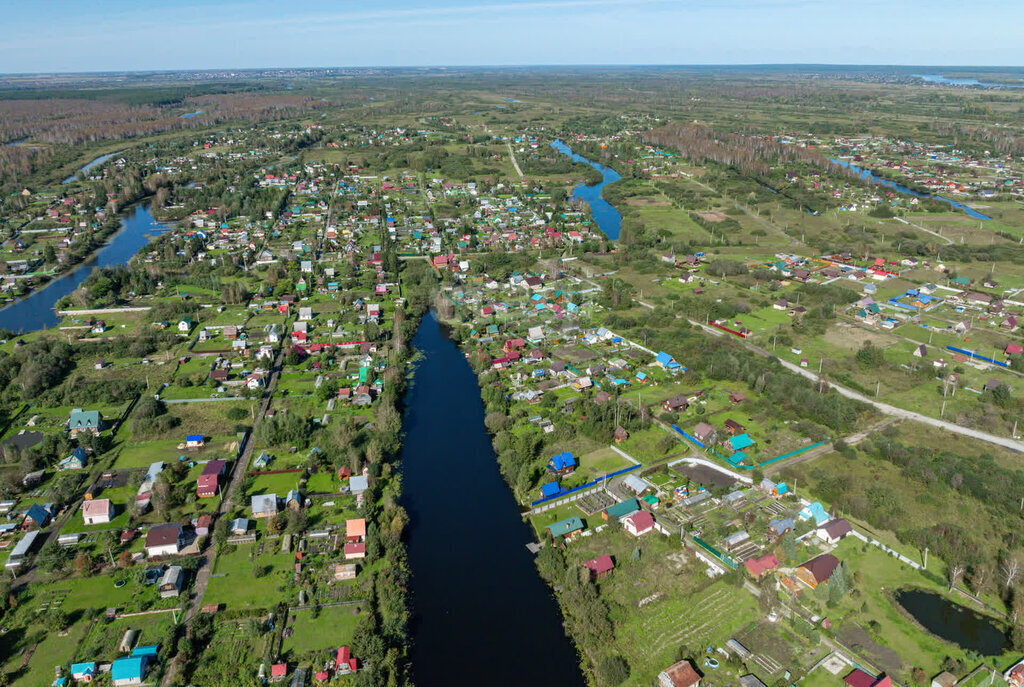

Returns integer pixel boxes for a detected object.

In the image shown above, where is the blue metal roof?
[111,657,146,682]
[549,451,575,470]
[540,482,560,498]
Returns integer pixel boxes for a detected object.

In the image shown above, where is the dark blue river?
[551,139,623,239]
[0,204,170,333]
[401,312,585,687]
[829,158,991,220]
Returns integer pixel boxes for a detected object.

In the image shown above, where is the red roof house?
[844,670,891,687]
[196,474,218,498]
[583,554,615,579]
[744,552,780,577]
[623,510,655,537]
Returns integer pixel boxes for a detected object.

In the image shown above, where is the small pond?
[895,589,1008,655]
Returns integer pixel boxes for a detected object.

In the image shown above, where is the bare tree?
[1002,555,1022,590]
[969,563,992,597]
[948,561,966,592]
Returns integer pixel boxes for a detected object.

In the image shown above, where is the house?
[614,426,629,443]
[71,662,97,682]
[1007,343,1024,357]
[658,659,702,687]
[740,675,769,687]
[723,419,745,436]
[654,351,682,372]
[285,489,301,511]
[271,663,288,682]
[932,672,957,687]
[547,450,576,476]
[68,408,101,436]
[744,553,780,578]
[913,344,928,358]
[59,447,89,471]
[159,565,183,598]
[768,517,794,538]
[251,493,278,518]
[662,396,689,412]
[817,518,853,544]
[111,656,148,686]
[145,523,183,557]
[622,474,649,495]
[344,542,366,560]
[334,563,358,581]
[186,434,205,448]
[692,422,716,446]
[194,513,212,536]
[82,498,113,525]
[196,459,225,498]
[604,498,640,521]
[177,317,193,333]
[22,503,50,529]
[727,433,755,453]
[796,553,840,588]
[798,501,829,525]
[844,670,892,687]
[22,468,44,489]
[546,516,584,541]
[336,646,358,674]
[346,518,366,543]
[583,554,615,580]
[623,510,655,536]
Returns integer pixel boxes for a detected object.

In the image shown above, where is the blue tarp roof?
[132,645,158,657]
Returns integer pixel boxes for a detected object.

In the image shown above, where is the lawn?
[281,605,361,659]
[204,544,293,611]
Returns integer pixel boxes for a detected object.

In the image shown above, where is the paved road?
[160,349,285,687]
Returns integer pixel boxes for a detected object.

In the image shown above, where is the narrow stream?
[551,139,623,239]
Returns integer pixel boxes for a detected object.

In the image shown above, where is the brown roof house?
[658,659,702,687]
[145,523,184,558]
[692,422,716,446]
[796,553,839,589]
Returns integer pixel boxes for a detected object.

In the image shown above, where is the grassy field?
[281,605,361,659]
[204,543,294,611]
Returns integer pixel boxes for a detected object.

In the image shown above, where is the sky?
[3,0,1024,73]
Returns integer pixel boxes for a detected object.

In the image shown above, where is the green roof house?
[546,516,584,540]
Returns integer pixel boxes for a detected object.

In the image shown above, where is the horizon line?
[3,63,1024,79]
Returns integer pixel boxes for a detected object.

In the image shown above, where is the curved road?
[677,318,1024,452]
